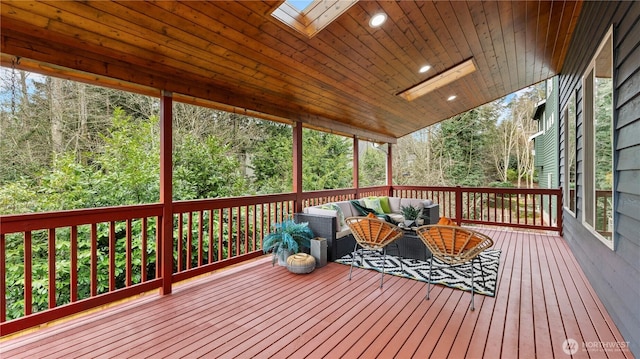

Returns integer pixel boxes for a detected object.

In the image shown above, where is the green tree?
[173,133,248,200]
[360,146,386,187]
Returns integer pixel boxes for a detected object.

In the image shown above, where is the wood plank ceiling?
[0,1,583,143]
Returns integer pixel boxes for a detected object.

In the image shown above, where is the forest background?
[0,69,543,216]
[0,69,542,320]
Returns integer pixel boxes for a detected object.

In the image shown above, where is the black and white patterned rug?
[336,249,501,296]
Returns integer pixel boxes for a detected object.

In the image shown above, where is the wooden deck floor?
[1,229,634,359]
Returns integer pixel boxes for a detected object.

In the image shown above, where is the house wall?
[558,1,640,355]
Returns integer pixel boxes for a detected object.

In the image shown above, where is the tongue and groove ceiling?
[0,1,582,143]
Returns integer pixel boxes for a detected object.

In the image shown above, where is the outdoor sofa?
[295,197,439,261]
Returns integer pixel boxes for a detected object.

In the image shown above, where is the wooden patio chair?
[415,225,494,310]
[345,215,404,288]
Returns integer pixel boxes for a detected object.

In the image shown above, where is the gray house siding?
[559,1,640,355]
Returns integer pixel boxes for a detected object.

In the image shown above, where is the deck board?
[0,228,635,359]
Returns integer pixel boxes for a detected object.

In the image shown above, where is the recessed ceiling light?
[419,65,431,73]
[447,95,457,101]
[369,13,387,27]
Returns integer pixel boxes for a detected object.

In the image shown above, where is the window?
[582,27,614,246]
[564,92,577,214]
[271,0,357,38]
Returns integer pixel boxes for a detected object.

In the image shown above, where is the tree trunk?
[50,78,64,154]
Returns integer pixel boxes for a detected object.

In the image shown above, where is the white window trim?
[581,25,614,249]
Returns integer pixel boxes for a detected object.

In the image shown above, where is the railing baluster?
[70,226,78,302]
[91,223,97,297]
[109,222,116,292]
[155,217,161,279]
[252,205,257,252]
[227,208,233,259]
[126,219,132,287]
[0,233,5,322]
[48,228,56,309]
[198,211,204,266]
[187,213,193,270]
[24,232,32,315]
[141,218,147,282]
[208,210,214,264]
[217,209,223,261]
[177,213,183,272]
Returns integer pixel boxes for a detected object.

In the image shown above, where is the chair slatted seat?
[345,216,404,288]
[415,224,494,310]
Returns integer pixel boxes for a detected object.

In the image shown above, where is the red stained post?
[91,223,97,296]
[126,219,132,287]
[455,186,463,226]
[353,136,359,192]
[109,222,116,292]
[70,226,78,302]
[160,91,173,295]
[48,228,56,309]
[557,187,564,236]
[387,143,393,196]
[293,122,303,213]
[141,218,147,282]
[24,232,32,315]
[0,234,5,322]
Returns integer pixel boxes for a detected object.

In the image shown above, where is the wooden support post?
[353,136,359,195]
[160,91,173,295]
[293,122,303,214]
[455,186,463,226]
[557,187,564,236]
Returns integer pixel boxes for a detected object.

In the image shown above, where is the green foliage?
[429,107,496,186]
[302,129,353,190]
[249,125,353,193]
[173,134,248,200]
[360,147,386,187]
[249,122,293,193]
[262,220,314,255]
[400,204,420,220]
[97,109,160,205]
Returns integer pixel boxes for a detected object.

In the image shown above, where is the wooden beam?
[293,122,303,214]
[387,143,393,187]
[159,91,173,295]
[353,136,359,189]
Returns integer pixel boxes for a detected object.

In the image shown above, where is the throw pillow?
[363,197,384,214]
[379,196,392,213]
[321,203,345,228]
[437,216,455,226]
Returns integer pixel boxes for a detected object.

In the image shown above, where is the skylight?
[271,0,358,38]
[287,0,314,12]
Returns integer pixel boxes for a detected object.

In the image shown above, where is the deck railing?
[0,185,561,336]
[393,186,563,233]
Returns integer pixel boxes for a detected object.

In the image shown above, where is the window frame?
[581,25,615,249]
[563,90,577,217]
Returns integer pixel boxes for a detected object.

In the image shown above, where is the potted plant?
[400,204,420,227]
[263,219,314,266]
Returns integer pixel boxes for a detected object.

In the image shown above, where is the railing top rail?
[172,193,297,212]
[0,204,164,234]
[393,185,562,195]
[299,188,357,200]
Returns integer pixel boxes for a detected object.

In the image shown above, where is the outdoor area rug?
[336,249,501,296]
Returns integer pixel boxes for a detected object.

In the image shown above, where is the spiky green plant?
[400,204,420,221]
[262,219,314,259]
